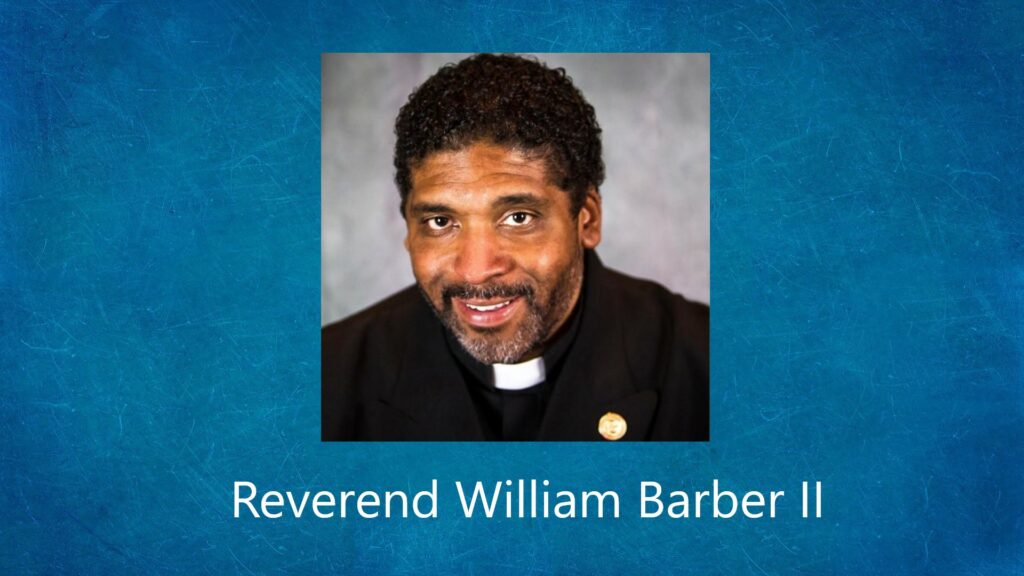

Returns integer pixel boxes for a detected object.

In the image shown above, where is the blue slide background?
[2,1,1021,573]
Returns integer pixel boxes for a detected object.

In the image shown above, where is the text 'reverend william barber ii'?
[234,480,824,519]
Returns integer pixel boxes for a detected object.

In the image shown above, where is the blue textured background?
[2,1,1022,574]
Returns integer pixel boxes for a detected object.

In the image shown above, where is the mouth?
[453,296,524,329]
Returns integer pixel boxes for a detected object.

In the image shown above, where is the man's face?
[404,141,601,365]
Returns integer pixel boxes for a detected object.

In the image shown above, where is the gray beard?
[421,253,583,365]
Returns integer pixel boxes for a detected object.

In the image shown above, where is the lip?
[454,296,523,329]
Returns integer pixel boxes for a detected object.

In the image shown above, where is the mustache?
[441,281,535,302]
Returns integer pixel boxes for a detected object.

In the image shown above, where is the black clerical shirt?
[444,292,583,441]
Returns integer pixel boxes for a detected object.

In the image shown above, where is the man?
[322,54,708,441]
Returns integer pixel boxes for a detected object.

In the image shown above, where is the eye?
[502,212,534,226]
[425,216,452,230]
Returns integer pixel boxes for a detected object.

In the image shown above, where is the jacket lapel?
[537,252,659,441]
[376,299,486,440]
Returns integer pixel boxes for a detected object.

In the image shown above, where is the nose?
[453,227,512,285]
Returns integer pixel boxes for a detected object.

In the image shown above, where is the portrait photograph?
[321,53,710,441]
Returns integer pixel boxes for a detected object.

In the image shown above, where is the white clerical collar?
[492,357,546,391]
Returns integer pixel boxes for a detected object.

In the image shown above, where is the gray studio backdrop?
[322,53,709,325]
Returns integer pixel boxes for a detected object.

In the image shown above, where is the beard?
[419,252,584,365]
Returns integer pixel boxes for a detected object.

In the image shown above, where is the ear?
[577,187,602,249]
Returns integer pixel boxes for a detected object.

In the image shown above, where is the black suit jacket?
[322,251,709,441]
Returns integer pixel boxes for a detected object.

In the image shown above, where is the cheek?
[527,252,558,276]
[519,238,576,281]
[408,244,448,288]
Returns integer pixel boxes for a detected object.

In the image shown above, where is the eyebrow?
[408,194,550,217]
[492,193,550,211]
[407,202,453,217]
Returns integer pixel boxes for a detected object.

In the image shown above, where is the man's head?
[394,54,605,364]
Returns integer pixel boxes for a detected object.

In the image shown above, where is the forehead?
[410,143,556,200]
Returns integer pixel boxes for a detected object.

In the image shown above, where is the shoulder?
[597,264,708,343]
[321,286,432,393]
[322,286,427,346]
[593,260,709,383]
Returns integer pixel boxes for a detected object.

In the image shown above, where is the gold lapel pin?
[598,412,627,441]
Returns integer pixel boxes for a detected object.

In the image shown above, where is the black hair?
[394,53,604,215]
